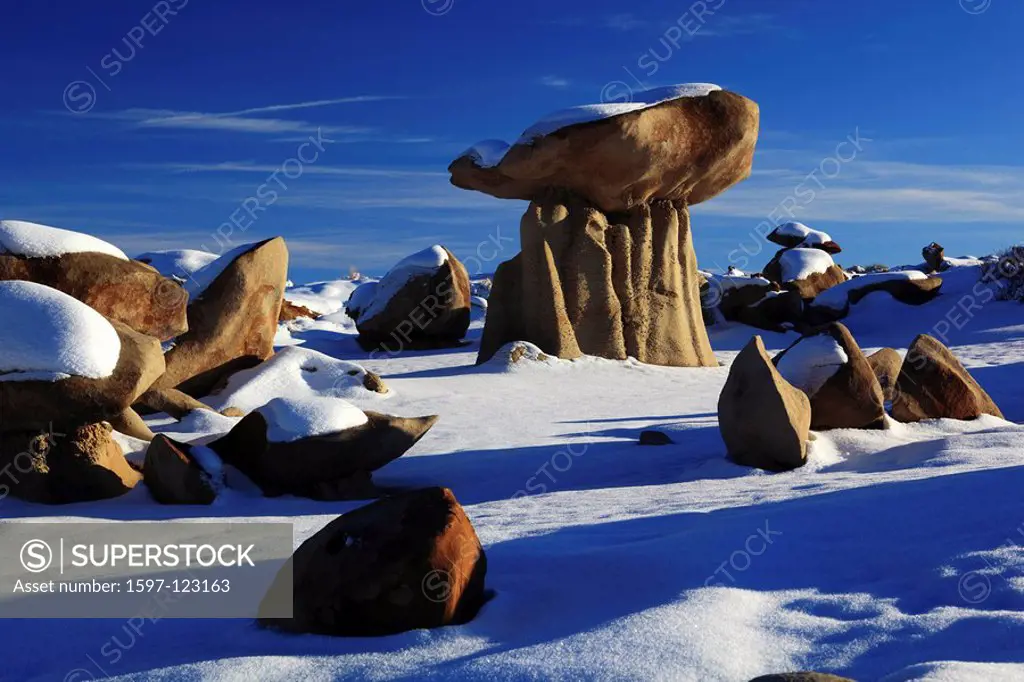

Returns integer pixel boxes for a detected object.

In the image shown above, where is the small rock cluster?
[719,323,1003,471]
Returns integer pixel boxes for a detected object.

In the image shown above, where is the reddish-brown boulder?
[153,238,288,397]
[892,334,1004,422]
[0,252,188,341]
[279,300,320,322]
[719,336,811,471]
[259,487,487,636]
[143,434,217,505]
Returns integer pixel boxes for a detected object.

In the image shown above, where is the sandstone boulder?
[766,222,842,254]
[922,242,946,273]
[763,248,847,300]
[107,408,156,442]
[774,323,886,430]
[0,252,188,341]
[733,290,805,332]
[279,300,320,322]
[1,318,165,433]
[0,422,140,503]
[153,238,288,397]
[892,334,1004,422]
[346,246,471,350]
[866,348,903,402]
[718,336,811,471]
[135,387,221,419]
[449,86,759,213]
[259,487,487,636]
[143,434,217,505]
[749,674,855,682]
[478,194,716,367]
[209,409,438,500]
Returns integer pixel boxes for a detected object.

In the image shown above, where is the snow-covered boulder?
[0,281,165,433]
[259,487,487,635]
[763,247,848,300]
[153,237,288,397]
[774,323,886,431]
[892,334,1004,422]
[808,271,942,323]
[206,346,388,417]
[0,228,188,341]
[208,406,439,500]
[483,340,562,371]
[0,220,127,260]
[767,222,841,254]
[718,336,811,471]
[346,245,471,350]
[449,84,759,212]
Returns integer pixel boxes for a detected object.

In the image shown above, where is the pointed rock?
[892,334,1003,422]
[719,336,811,471]
[866,348,903,403]
[143,434,216,505]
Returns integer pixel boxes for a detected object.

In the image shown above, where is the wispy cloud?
[91,96,396,135]
[136,161,446,179]
[693,150,1024,224]
[539,75,570,88]
[695,14,789,38]
[552,13,649,31]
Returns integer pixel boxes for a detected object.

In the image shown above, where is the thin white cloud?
[693,155,1024,223]
[540,75,570,88]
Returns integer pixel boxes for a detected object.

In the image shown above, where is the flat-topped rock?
[449,86,759,213]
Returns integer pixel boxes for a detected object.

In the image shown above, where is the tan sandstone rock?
[209,410,439,500]
[774,323,886,431]
[866,348,903,403]
[718,336,811,471]
[154,237,288,397]
[107,408,155,442]
[259,487,487,636]
[449,88,759,213]
[1,318,165,433]
[892,334,1004,422]
[478,194,716,367]
[0,422,140,503]
[0,252,188,341]
[349,246,471,350]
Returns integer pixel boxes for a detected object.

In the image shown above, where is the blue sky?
[2,0,1023,282]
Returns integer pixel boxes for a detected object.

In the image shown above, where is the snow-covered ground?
[4,261,1024,682]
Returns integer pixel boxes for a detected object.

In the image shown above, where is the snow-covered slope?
[779,247,836,281]
[5,258,1024,681]
[0,280,121,381]
[0,219,128,260]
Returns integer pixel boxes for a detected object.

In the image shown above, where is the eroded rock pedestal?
[450,85,759,367]
[479,193,715,366]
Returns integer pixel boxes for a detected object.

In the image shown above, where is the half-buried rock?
[152,238,288,397]
[258,486,487,636]
[143,434,220,505]
[892,334,1004,422]
[0,281,165,432]
[0,220,189,341]
[807,271,942,325]
[765,222,842,254]
[763,247,848,301]
[0,422,140,504]
[866,348,903,403]
[774,323,886,430]
[718,336,811,471]
[209,396,438,500]
[345,245,471,350]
